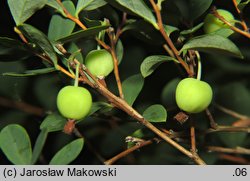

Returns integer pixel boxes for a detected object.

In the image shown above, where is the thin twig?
[205,108,218,129]
[207,146,250,155]
[56,45,206,165]
[232,0,248,31]
[56,0,87,30]
[214,103,249,120]
[149,0,193,77]
[0,97,45,116]
[218,154,250,164]
[104,139,154,165]
[212,7,250,39]
[206,125,250,133]
[190,124,196,153]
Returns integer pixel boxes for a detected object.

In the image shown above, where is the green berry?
[204,9,235,34]
[175,78,213,113]
[85,49,114,77]
[57,86,92,120]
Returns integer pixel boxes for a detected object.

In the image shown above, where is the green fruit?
[85,49,114,77]
[57,86,92,120]
[204,9,235,34]
[175,78,213,113]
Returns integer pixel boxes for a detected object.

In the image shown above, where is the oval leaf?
[174,0,212,21]
[40,113,67,132]
[140,55,178,78]
[31,129,48,164]
[46,0,66,17]
[56,25,110,44]
[17,24,58,66]
[48,1,76,41]
[143,104,167,123]
[8,0,47,25]
[0,37,32,62]
[180,34,243,58]
[0,124,32,164]
[76,0,107,16]
[88,102,113,116]
[122,74,144,106]
[49,138,84,165]
[112,0,158,29]
[2,67,57,77]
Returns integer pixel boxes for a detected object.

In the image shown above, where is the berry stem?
[195,51,202,80]
[74,62,80,87]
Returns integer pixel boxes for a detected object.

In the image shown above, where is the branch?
[211,7,250,39]
[107,28,124,98]
[214,103,249,120]
[232,0,248,31]
[104,138,155,165]
[218,154,250,164]
[0,96,45,116]
[149,0,193,77]
[206,125,250,133]
[56,45,206,165]
[207,146,250,155]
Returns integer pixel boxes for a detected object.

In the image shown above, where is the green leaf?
[180,22,204,35]
[174,0,212,21]
[46,0,66,16]
[164,25,179,36]
[140,55,178,78]
[76,0,107,16]
[49,138,84,165]
[40,113,67,132]
[122,74,144,106]
[0,124,32,164]
[0,37,32,62]
[88,102,113,116]
[17,24,58,66]
[7,0,47,25]
[2,67,57,77]
[67,43,84,64]
[48,1,76,41]
[180,34,243,58]
[210,28,234,38]
[116,39,124,64]
[238,0,250,11]
[56,25,110,44]
[31,129,48,164]
[127,129,144,148]
[112,0,158,29]
[143,104,167,123]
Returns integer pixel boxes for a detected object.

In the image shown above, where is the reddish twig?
[104,139,155,165]
[207,146,250,155]
[212,7,250,39]
[149,0,193,77]
[232,0,248,31]
[0,97,45,116]
[56,46,206,165]
[218,154,250,164]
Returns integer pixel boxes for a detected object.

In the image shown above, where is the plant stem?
[149,0,193,77]
[212,7,250,39]
[195,51,202,80]
[104,139,154,165]
[232,0,248,31]
[207,146,250,155]
[56,45,206,165]
[74,62,80,87]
